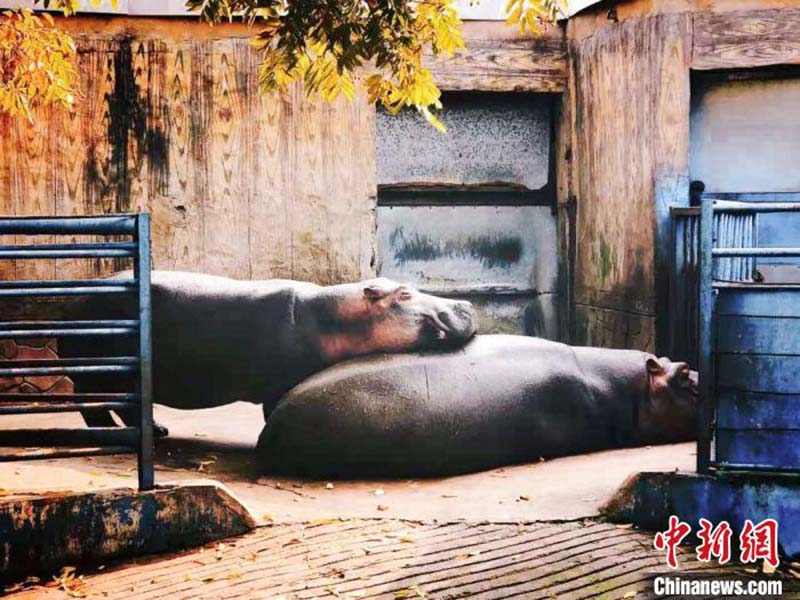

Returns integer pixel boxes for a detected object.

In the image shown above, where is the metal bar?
[0,365,136,377]
[0,402,137,415]
[0,279,135,289]
[713,247,800,257]
[0,365,135,377]
[137,214,155,490]
[713,282,800,290]
[0,357,138,368]
[0,392,137,402]
[0,242,136,252]
[0,447,135,462]
[0,328,136,338]
[0,248,135,259]
[0,428,139,447]
[712,462,800,474]
[0,286,134,298]
[0,216,136,235]
[697,198,715,473]
[0,320,139,330]
[712,201,800,213]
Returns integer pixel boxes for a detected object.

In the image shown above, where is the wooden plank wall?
[0,19,377,285]
[566,1,800,353]
[425,22,568,93]
[566,12,691,353]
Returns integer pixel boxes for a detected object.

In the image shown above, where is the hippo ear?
[646,357,665,376]
[363,284,390,302]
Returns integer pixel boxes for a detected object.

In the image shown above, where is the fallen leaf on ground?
[53,566,87,598]
[518,495,531,502]
[394,585,427,599]
[311,518,340,526]
[284,538,302,546]
[377,505,389,511]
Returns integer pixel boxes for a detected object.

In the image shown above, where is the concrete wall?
[691,76,800,193]
[377,93,551,190]
[376,93,559,338]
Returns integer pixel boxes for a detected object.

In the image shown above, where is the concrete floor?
[0,402,695,523]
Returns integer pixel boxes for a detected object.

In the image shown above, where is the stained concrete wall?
[376,92,558,338]
[377,93,552,190]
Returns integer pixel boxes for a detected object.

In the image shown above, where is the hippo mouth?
[421,312,475,345]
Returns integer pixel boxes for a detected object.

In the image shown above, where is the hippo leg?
[79,407,169,438]
[115,408,170,439]
[80,408,118,428]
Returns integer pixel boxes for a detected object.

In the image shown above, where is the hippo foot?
[153,421,170,438]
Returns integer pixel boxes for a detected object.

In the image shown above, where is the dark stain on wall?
[84,36,170,212]
[389,227,523,269]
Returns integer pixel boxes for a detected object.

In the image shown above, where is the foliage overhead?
[2,0,563,127]
[190,0,563,131]
[0,0,116,120]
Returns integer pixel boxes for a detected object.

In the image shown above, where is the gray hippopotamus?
[256,335,698,477]
[63,271,477,432]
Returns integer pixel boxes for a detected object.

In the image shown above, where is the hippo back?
[257,335,639,478]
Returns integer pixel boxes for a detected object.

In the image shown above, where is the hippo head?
[316,278,478,362]
[637,356,698,444]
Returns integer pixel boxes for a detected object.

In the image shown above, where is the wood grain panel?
[11,113,57,282]
[203,39,250,278]
[425,36,568,93]
[0,113,15,281]
[693,8,800,70]
[0,20,378,285]
[248,80,291,280]
[569,13,691,351]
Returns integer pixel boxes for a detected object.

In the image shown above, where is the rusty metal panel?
[377,205,557,295]
[376,93,552,190]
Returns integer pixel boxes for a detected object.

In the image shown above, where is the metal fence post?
[697,198,715,473]
[136,214,154,490]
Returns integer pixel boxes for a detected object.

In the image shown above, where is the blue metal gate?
[697,199,800,473]
[0,215,154,489]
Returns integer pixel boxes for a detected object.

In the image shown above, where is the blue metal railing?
[0,215,154,490]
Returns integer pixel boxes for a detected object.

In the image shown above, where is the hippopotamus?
[256,335,698,477]
[63,271,477,433]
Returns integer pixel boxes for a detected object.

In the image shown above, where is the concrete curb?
[602,470,800,560]
[0,480,257,581]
